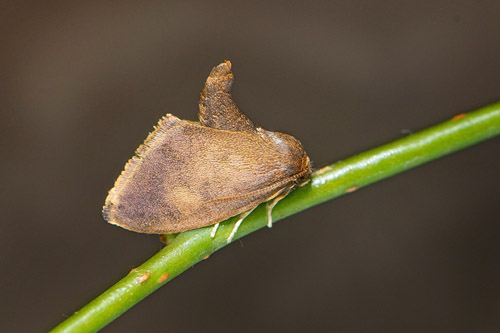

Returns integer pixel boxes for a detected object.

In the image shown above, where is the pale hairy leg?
[266,186,294,228]
[227,207,257,243]
[210,223,220,238]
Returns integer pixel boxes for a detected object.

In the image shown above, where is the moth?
[103,61,312,242]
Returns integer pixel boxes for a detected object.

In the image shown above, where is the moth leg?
[210,223,220,238]
[266,185,294,228]
[227,207,257,243]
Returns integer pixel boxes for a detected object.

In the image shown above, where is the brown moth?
[103,61,312,242]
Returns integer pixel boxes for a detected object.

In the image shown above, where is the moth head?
[256,127,312,182]
[296,155,312,186]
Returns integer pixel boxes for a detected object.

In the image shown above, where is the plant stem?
[51,101,500,332]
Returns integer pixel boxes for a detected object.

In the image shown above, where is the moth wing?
[198,61,256,133]
[103,115,294,234]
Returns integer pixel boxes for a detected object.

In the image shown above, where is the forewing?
[103,115,295,234]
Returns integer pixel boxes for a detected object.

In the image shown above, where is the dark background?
[2,1,500,332]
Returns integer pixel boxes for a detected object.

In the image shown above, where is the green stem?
[51,101,500,332]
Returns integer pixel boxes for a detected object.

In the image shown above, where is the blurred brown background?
[1,1,500,332]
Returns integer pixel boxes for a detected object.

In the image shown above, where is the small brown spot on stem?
[158,273,170,283]
[136,272,151,283]
[346,186,359,193]
[203,254,210,260]
[314,166,333,175]
[452,113,467,120]
[129,268,137,274]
